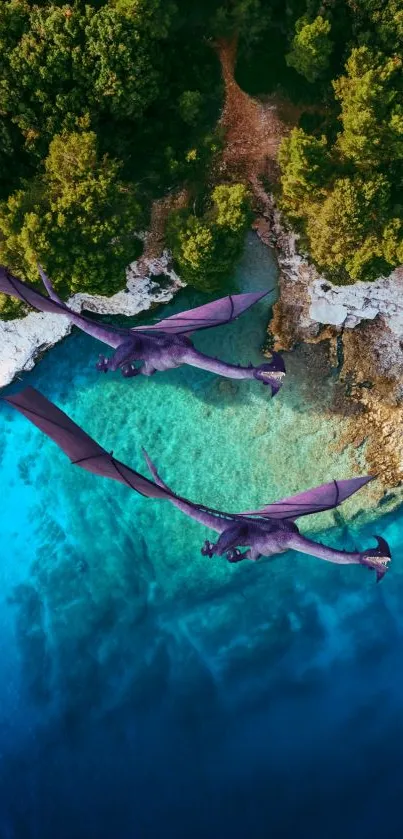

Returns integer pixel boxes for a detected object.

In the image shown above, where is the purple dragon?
[4,387,391,582]
[0,266,285,396]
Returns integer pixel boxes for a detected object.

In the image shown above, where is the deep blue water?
[0,235,403,839]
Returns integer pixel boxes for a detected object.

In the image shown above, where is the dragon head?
[254,351,286,396]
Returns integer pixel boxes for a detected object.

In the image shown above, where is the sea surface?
[0,235,402,839]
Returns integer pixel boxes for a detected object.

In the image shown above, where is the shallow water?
[0,235,403,838]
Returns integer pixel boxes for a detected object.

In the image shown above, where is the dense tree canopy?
[306,174,396,283]
[0,0,225,304]
[1,3,163,156]
[167,183,251,290]
[333,47,403,168]
[0,131,143,296]
[278,0,402,284]
[278,128,331,218]
[286,15,333,83]
[0,0,401,304]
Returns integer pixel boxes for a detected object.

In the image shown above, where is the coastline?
[1,202,402,506]
[252,191,403,494]
[0,251,183,390]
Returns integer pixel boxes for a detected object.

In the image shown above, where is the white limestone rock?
[309,269,403,335]
[253,186,403,341]
[309,298,349,327]
[0,251,184,389]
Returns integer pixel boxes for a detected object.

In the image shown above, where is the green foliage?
[1,4,162,156]
[347,0,403,53]
[286,15,332,83]
[0,118,27,197]
[0,131,143,295]
[382,219,403,265]
[212,183,251,233]
[110,0,176,38]
[0,1,30,52]
[2,6,88,153]
[278,128,331,218]
[83,6,161,120]
[278,1,403,285]
[334,47,403,168]
[210,0,265,43]
[0,293,24,320]
[178,91,203,126]
[305,175,399,283]
[0,0,224,308]
[167,184,251,291]
[0,0,402,306]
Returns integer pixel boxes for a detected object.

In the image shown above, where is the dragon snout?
[360,535,391,582]
[267,350,286,373]
[254,352,286,395]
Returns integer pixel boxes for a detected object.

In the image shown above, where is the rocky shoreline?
[253,191,403,491]
[0,251,183,389]
[1,199,403,494]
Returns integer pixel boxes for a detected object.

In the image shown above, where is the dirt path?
[140,38,297,263]
[216,38,292,189]
[137,188,189,271]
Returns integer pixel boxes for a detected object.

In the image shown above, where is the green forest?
[0,0,401,317]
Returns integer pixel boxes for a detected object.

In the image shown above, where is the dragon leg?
[120,363,141,378]
[201,524,250,561]
[226,547,262,562]
[140,360,157,376]
[96,354,109,373]
[96,339,143,374]
[201,540,215,558]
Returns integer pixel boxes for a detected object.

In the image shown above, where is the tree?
[178,91,203,126]
[334,47,403,168]
[3,6,89,154]
[305,174,399,283]
[0,0,30,53]
[0,293,24,320]
[286,15,332,83]
[110,0,176,39]
[382,218,403,265]
[278,128,331,219]
[83,5,162,120]
[167,183,251,291]
[0,131,143,295]
[347,0,403,53]
[2,3,163,158]
[210,0,266,44]
[211,183,251,232]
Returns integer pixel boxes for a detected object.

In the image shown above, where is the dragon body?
[3,388,391,582]
[0,267,285,395]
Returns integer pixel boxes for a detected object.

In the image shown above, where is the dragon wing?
[0,266,130,337]
[1,267,269,341]
[131,290,270,335]
[3,388,182,499]
[237,477,374,520]
[2,388,232,520]
[0,266,74,316]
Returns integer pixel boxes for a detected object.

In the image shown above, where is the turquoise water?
[1,234,403,838]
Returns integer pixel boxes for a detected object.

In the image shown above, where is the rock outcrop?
[253,192,403,488]
[0,252,183,389]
